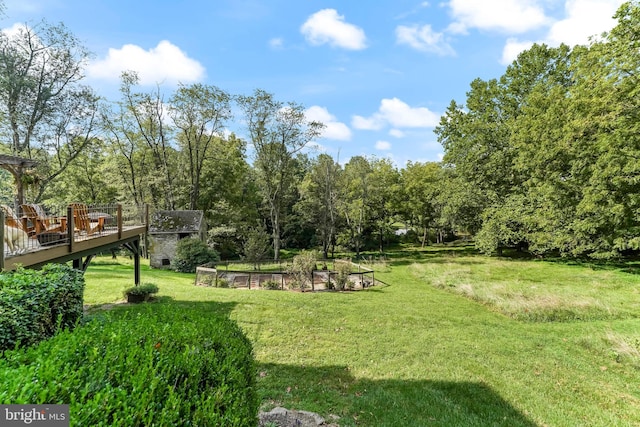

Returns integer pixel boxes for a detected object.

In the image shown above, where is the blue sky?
[2,0,626,166]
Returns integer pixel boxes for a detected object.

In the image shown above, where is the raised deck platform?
[1,204,147,284]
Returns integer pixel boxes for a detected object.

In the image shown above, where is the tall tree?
[401,161,443,246]
[101,96,151,206]
[296,153,341,258]
[237,89,324,260]
[118,71,177,210]
[0,21,99,205]
[368,157,400,252]
[338,156,372,257]
[170,83,232,210]
[567,2,640,257]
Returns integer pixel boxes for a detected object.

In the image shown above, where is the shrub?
[172,238,220,273]
[262,280,281,290]
[287,250,317,291]
[0,264,84,352]
[334,259,352,291]
[123,283,159,303]
[216,278,232,288]
[0,304,258,426]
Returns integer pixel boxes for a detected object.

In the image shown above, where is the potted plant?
[124,283,159,303]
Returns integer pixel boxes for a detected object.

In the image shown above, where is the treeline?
[1,2,639,260]
[436,1,640,259]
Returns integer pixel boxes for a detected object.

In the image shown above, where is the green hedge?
[0,264,84,351]
[0,303,258,426]
[172,238,220,273]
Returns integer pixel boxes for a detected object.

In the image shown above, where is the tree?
[101,95,151,206]
[242,226,271,270]
[117,71,177,210]
[338,156,372,257]
[170,83,232,210]
[400,161,442,246]
[295,153,341,258]
[368,157,401,252]
[46,138,118,204]
[237,89,324,260]
[566,2,640,257]
[436,78,515,206]
[0,21,99,205]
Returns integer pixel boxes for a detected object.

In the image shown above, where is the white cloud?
[269,37,284,49]
[352,115,385,131]
[305,106,352,141]
[375,141,392,151]
[546,0,623,46]
[396,24,455,55]
[87,40,205,85]
[2,22,26,38]
[448,0,549,34]
[353,98,440,130]
[500,0,624,65]
[301,9,367,50]
[500,38,536,65]
[389,129,405,138]
[379,98,440,128]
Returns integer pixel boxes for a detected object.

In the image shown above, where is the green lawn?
[84,247,640,426]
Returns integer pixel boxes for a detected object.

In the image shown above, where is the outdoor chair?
[69,203,104,236]
[20,204,64,235]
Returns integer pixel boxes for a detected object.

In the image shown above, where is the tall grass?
[83,247,640,426]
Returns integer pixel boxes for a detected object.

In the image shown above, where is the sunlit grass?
[83,249,640,426]
[410,254,640,322]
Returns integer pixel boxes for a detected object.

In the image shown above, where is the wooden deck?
[1,204,148,284]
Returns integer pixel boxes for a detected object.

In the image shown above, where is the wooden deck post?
[134,238,140,285]
[117,204,123,240]
[67,206,74,253]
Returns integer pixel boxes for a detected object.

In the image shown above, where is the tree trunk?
[272,206,281,261]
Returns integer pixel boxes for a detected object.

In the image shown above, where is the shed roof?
[149,210,205,234]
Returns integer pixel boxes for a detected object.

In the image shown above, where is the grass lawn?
[84,246,640,426]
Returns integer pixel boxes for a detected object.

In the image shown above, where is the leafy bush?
[172,238,220,273]
[123,282,159,297]
[287,250,317,291]
[262,280,281,290]
[334,259,352,291]
[0,264,84,352]
[123,283,159,303]
[216,278,232,288]
[0,304,258,426]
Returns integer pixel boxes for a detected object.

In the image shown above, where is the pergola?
[0,154,38,208]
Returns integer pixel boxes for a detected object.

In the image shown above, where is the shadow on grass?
[83,297,239,320]
[258,363,537,427]
[543,257,640,275]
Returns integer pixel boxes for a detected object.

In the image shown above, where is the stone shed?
[148,210,206,269]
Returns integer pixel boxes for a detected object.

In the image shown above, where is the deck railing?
[2,203,148,258]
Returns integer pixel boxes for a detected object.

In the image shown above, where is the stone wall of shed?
[149,234,179,269]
